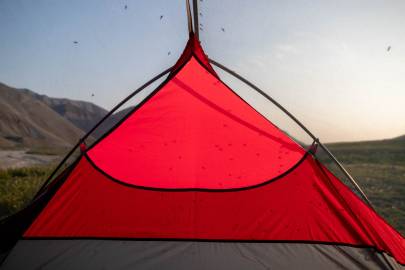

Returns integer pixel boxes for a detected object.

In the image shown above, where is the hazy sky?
[1,0,404,143]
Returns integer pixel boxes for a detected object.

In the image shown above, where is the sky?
[0,0,404,143]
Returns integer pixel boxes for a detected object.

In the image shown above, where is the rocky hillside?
[0,82,136,151]
[0,83,85,150]
[20,88,107,133]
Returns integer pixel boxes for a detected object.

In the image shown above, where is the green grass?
[325,139,405,165]
[0,166,51,218]
[318,138,405,235]
[325,163,405,234]
[348,164,405,232]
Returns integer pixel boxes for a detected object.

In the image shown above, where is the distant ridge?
[0,81,132,151]
[19,88,107,133]
[0,82,84,150]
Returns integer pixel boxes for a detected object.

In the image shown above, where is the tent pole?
[193,0,199,39]
[34,67,172,196]
[209,58,374,209]
[84,66,172,144]
[186,0,193,33]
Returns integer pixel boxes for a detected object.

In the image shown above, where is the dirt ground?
[0,150,60,169]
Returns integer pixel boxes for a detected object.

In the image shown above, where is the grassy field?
[319,137,405,235]
[0,137,404,235]
[0,166,52,218]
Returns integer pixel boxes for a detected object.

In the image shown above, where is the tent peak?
[171,32,218,78]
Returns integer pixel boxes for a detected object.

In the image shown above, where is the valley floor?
[0,150,61,169]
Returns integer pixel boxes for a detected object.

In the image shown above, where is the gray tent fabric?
[2,240,403,270]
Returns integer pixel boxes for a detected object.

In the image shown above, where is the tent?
[1,2,404,269]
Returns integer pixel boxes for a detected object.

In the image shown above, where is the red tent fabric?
[0,33,404,270]
[86,58,305,189]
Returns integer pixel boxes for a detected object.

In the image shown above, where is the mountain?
[0,83,85,150]
[20,88,107,133]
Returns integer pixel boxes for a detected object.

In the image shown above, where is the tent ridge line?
[198,59,308,153]
[208,58,374,209]
[85,53,198,154]
[83,151,311,192]
[85,52,214,158]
